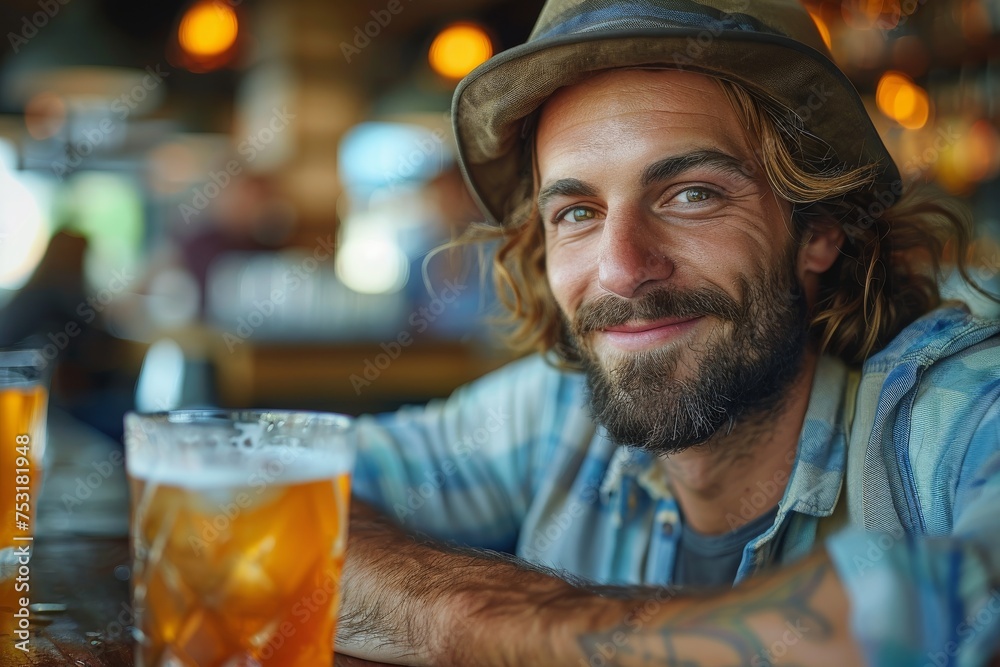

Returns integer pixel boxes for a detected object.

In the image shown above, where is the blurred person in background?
[0,230,89,350]
[0,229,134,438]
[329,1,1000,666]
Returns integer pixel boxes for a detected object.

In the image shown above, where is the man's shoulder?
[865,304,1000,374]
[452,352,589,416]
[860,304,1000,433]
[850,305,1000,533]
[897,307,1000,429]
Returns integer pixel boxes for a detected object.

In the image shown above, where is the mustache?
[571,285,743,337]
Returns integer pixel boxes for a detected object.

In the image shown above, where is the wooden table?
[1,410,133,665]
[1,536,133,665]
[0,534,391,666]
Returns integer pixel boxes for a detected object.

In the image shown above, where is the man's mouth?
[596,316,703,350]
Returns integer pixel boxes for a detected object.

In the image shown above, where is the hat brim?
[453,29,899,225]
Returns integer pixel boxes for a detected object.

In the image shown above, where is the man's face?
[536,69,811,455]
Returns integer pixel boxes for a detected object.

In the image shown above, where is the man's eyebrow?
[641,150,753,187]
[536,151,754,213]
[536,178,599,215]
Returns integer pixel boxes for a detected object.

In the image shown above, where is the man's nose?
[597,211,674,298]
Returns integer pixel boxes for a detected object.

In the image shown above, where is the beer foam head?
[127,445,353,488]
[124,410,355,487]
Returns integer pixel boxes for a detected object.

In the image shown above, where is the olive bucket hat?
[451,0,899,225]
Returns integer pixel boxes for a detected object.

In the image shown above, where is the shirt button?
[661,523,674,536]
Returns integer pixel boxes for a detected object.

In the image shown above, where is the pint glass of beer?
[124,410,355,667]
[0,350,47,611]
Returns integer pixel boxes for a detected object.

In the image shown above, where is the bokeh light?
[876,71,930,130]
[934,119,1000,194]
[336,219,409,295]
[178,1,239,59]
[428,23,493,80]
[807,9,833,51]
[0,170,49,290]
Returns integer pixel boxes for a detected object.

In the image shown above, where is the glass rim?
[0,349,45,369]
[125,408,352,430]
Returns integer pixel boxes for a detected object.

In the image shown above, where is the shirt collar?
[781,355,852,518]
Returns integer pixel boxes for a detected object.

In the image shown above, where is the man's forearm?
[560,551,861,667]
[336,498,580,666]
[337,501,861,667]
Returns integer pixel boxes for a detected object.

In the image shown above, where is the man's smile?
[596,315,703,351]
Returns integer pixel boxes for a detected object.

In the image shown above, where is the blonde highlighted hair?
[464,76,982,366]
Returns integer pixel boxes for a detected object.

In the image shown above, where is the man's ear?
[798,221,844,278]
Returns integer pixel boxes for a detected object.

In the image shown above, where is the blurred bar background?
[0,0,998,445]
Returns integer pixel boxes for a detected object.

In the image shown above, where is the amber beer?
[125,411,354,667]
[0,386,46,552]
[0,350,48,564]
[0,352,47,623]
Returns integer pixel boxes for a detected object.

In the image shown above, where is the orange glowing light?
[807,9,833,51]
[876,71,929,130]
[178,1,238,59]
[429,23,493,80]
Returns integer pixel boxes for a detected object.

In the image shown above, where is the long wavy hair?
[461,76,983,366]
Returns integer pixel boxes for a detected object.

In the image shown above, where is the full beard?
[568,253,809,457]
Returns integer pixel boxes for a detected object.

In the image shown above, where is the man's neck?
[657,351,818,536]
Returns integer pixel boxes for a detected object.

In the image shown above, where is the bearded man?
[333,1,1000,665]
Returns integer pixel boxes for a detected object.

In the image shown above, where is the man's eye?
[558,207,597,223]
[674,187,714,203]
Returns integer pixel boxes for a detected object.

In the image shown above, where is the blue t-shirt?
[673,505,781,588]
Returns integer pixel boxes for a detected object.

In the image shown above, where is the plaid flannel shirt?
[352,306,1000,666]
